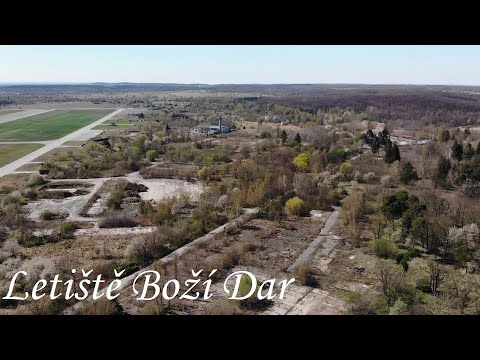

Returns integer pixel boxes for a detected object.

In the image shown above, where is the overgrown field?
[0,143,44,166]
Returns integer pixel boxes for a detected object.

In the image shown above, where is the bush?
[99,213,137,228]
[59,221,79,238]
[364,172,377,183]
[23,188,38,200]
[146,149,158,162]
[340,162,354,176]
[293,152,311,171]
[40,210,67,221]
[17,231,59,247]
[0,227,7,243]
[27,175,46,187]
[2,195,21,207]
[107,190,124,210]
[373,235,398,259]
[139,200,154,215]
[381,175,396,188]
[293,262,318,286]
[285,196,307,216]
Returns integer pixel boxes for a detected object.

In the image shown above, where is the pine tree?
[464,142,474,160]
[294,133,301,145]
[451,140,463,161]
[399,162,419,185]
[281,130,288,144]
[435,155,451,188]
[440,129,450,142]
[384,140,401,164]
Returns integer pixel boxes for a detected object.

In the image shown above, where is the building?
[192,118,230,136]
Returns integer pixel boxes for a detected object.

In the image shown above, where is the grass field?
[0,109,112,141]
[0,143,44,167]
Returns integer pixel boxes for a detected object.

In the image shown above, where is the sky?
[1,45,480,85]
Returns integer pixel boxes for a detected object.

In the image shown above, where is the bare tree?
[376,260,404,306]
[449,274,478,313]
[426,261,447,297]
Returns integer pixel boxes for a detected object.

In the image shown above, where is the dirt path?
[0,109,54,124]
[287,208,340,272]
[0,109,123,178]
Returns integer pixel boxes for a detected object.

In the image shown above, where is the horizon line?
[0,82,479,87]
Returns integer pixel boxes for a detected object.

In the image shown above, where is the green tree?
[293,152,311,171]
[380,189,410,227]
[399,162,418,185]
[434,155,451,188]
[294,133,301,145]
[285,196,306,216]
[451,140,463,161]
[281,130,288,144]
[146,149,158,162]
[464,143,474,160]
[384,140,401,164]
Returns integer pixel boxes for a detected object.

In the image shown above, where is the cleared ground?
[0,143,44,166]
[0,109,112,141]
[0,109,21,116]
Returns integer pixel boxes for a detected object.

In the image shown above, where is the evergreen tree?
[440,129,450,142]
[435,155,451,188]
[294,133,301,145]
[451,140,463,161]
[393,143,401,162]
[384,140,401,164]
[281,130,288,144]
[476,142,480,156]
[399,162,419,185]
[464,142,475,160]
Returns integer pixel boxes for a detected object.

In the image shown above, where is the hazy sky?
[1,45,480,85]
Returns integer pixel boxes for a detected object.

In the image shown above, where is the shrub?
[2,195,21,207]
[0,227,7,243]
[17,231,59,247]
[99,213,137,228]
[294,262,318,286]
[340,162,354,176]
[146,149,158,162]
[381,175,396,188]
[40,210,67,221]
[293,152,311,171]
[216,244,244,270]
[27,175,46,187]
[364,172,377,183]
[107,190,124,210]
[373,235,398,259]
[285,196,307,216]
[20,187,37,200]
[59,221,79,238]
[75,298,121,315]
[139,200,154,215]
[127,232,170,266]
[353,171,363,182]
